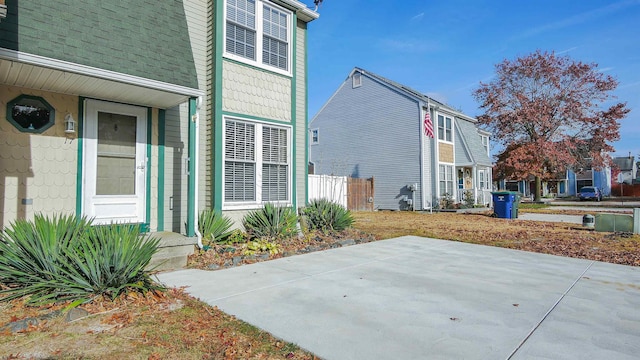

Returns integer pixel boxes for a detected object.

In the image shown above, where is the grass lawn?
[2,210,638,358]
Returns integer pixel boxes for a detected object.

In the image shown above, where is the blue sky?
[302,0,640,160]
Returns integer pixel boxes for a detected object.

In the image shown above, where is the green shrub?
[302,199,354,232]
[463,191,475,207]
[198,209,233,244]
[440,193,455,209]
[242,203,298,239]
[0,214,161,305]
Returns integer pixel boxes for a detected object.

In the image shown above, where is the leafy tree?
[474,50,629,201]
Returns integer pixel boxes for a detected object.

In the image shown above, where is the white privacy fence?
[308,174,348,208]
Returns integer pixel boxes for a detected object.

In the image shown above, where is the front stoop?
[147,232,198,272]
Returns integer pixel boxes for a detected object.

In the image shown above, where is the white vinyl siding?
[224,117,291,208]
[439,164,454,196]
[224,0,291,75]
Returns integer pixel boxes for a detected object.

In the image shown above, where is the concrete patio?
[156,236,640,360]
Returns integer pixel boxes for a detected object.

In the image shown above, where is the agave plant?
[242,203,298,239]
[198,209,234,244]
[303,199,354,232]
[0,214,161,305]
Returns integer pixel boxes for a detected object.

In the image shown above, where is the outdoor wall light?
[64,113,76,134]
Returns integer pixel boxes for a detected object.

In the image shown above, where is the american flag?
[423,111,434,138]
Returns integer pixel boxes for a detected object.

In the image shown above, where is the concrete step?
[147,232,198,272]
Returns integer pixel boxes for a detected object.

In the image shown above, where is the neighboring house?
[309,67,492,210]
[497,167,612,198]
[612,155,637,185]
[0,0,318,234]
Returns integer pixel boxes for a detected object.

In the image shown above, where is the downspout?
[188,97,203,248]
[194,97,203,248]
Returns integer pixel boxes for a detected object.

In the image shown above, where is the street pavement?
[156,236,640,360]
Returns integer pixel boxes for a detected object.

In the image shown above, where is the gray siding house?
[309,68,492,210]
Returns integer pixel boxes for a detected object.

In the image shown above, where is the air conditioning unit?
[0,4,7,21]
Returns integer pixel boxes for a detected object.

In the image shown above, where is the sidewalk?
[156,237,640,360]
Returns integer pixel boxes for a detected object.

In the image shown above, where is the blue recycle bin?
[492,191,519,219]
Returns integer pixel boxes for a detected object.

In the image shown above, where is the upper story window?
[225,0,291,75]
[480,135,489,155]
[311,128,319,144]
[352,72,362,88]
[7,95,56,134]
[437,114,452,142]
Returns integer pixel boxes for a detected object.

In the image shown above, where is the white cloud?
[410,12,425,22]
[556,47,578,55]
[513,0,640,40]
[598,67,615,73]
[378,38,438,53]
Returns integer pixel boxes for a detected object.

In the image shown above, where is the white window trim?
[222,116,293,210]
[438,163,455,197]
[481,134,490,156]
[223,0,293,77]
[352,72,362,88]
[310,128,319,145]
[436,112,454,143]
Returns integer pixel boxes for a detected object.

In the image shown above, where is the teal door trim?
[75,97,85,217]
[290,13,298,210]
[144,107,152,232]
[213,0,224,212]
[157,109,166,231]
[187,98,197,237]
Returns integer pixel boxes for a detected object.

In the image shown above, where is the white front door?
[83,100,147,224]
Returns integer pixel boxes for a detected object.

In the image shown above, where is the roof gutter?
[276,0,319,22]
[0,49,203,99]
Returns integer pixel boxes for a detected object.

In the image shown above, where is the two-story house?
[0,0,318,238]
[309,67,492,211]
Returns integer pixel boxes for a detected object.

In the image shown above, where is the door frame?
[81,99,148,225]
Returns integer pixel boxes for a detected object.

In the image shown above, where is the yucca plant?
[70,224,161,300]
[198,209,234,244]
[303,199,354,232]
[0,214,92,304]
[0,214,161,305]
[242,203,298,239]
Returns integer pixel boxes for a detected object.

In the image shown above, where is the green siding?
[0,0,198,89]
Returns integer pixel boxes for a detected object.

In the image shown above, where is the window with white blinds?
[224,118,290,206]
[262,126,288,201]
[225,0,290,74]
[225,121,256,201]
[226,0,257,60]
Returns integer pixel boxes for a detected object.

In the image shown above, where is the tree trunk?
[534,176,542,202]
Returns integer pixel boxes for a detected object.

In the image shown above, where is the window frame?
[6,94,56,134]
[223,116,292,210]
[223,0,292,76]
[439,164,454,196]
[352,72,362,88]
[310,128,319,145]
[480,134,489,156]
[437,113,453,142]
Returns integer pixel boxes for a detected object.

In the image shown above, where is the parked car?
[578,186,602,201]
